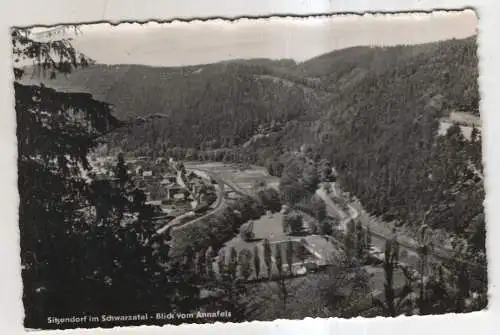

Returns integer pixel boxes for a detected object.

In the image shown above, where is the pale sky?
[36,10,477,67]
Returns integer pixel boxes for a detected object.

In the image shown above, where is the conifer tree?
[238,248,253,281]
[228,247,238,280]
[263,238,273,279]
[205,246,216,280]
[286,240,294,275]
[14,27,118,326]
[274,243,289,314]
[14,27,199,328]
[116,152,129,187]
[253,245,261,279]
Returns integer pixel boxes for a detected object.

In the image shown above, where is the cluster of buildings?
[87,155,218,218]
[130,159,217,212]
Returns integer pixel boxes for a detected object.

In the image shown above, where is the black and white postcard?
[11,9,487,330]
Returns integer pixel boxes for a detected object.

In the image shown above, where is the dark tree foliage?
[253,245,261,279]
[311,194,327,222]
[14,28,200,329]
[255,187,282,213]
[238,248,254,280]
[82,62,318,151]
[320,219,334,236]
[115,152,129,186]
[15,30,116,325]
[285,240,294,275]
[279,176,309,206]
[263,238,272,279]
[205,265,248,322]
[371,237,417,317]
[12,27,93,80]
[318,159,334,181]
[283,212,304,235]
[355,221,367,260]
[240,221,255,241]
[302,163,320,193]
[273,243,290,313]
[316,39,482,236]
[228,247,238,280]
[343,221,356,262]
[381,238,399,316]
[266,158,284,177]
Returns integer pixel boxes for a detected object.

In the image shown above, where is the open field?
[185,162,280,193]
[217,212,345,279]
[185,162,423,303]
[251,212,286,242]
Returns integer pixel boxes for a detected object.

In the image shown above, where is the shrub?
[283,212,304,235]
[240,221,255,241]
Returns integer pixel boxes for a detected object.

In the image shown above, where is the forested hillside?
[252,37,482,251]
[309,37,482,248]
[25,36,482,248]
[22,60,323,151]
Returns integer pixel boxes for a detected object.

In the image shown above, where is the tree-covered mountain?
[27,36,478,154]
[21,59,324,151]
[23,36,482,245]
[309,36,482,238]
[296,37,478,114]
[252,36,483,251]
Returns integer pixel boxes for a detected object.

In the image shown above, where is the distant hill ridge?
[17,36,478,154]
[19,58,310,120]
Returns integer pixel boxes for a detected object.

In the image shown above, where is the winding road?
[320,182,486,271]
[316,187,358,231]
[155,169,223,236]
[155,166,249,238]
[154,162,485,272]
